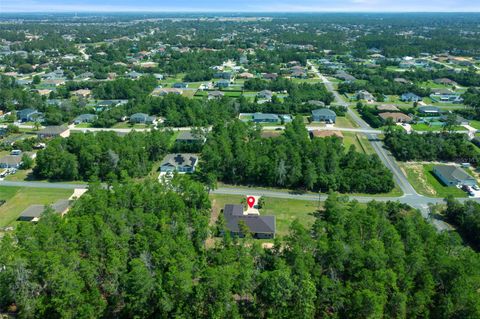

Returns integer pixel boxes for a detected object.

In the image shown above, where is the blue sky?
[1,0,479,12]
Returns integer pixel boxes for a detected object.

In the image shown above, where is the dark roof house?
[311,108,336,123]
[222,204,276,239]
[37,126,70,138]
[160,153,199,173]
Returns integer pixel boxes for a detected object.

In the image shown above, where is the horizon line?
[2,10,480,13]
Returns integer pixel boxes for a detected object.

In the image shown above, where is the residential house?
[238,72,254,79]
[433,165,476,187]
[215,80,230,88]
[263,73,278,80]
[257,90,273,100]
[173,82,188,89]
[175,131,206,144]
[378,112,412,123]
[17,199,72,222]
[222,204,275,239]
[252,113,280,123]
[377,104,400,112]
[74,114,97,124]
[208,90,225,100]
[17,108,43,122]
[214,72,233,80]
[37,126,70,138]
[0,155,22,168]
[356,90,375,103]
[434,78,457,86]
[400,92,422,102]
[127,71,142,79]
[418,106,441,115]
[160,153,199,173]
[71,89,91,99]
[311,108,336,123]
[152,88,182,96]
[129,113,156,124]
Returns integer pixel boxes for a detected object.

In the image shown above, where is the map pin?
[247,196,255,208]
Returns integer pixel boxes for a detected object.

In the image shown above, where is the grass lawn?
[400,162,467,198]
[411,123,467,132]
[112,122,150,129]
[0,187,73,227]
[469,120,480,130]
[334,116,358,129]
[74,123,92,128]
[209,194,319,239]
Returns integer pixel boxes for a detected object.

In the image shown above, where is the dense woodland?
[384,130,479,163]
[33,130,172,181]
[1,181,479,318]
[200,117,394,194]
[444,197,480,250]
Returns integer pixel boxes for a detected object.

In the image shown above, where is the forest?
[33,130,172,181]
[1,180,479,318]
[199,117,394,194]
[444,196,480,250]
[384,130,479,163]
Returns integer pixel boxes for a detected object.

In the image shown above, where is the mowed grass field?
[0,187,73,227]
[209,194,319,238]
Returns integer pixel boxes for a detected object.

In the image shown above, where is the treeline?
[1,184,480,318]
[33,130,172,181]
[92,76,157,100]
[384,130,479,163]
[200,117,394,194]
[444,196,480,250]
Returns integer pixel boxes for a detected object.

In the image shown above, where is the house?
[252,113,280,123]
[215,80,230,88]
[400,92,422,102]
[378,112,412,123]
[71,89,91,98]
[433,165,476,187]
[311,108,336,123]
[430,89,463,103]
[434,78,457,86]
[356,90,375,102]
[129,113,156,124]
[418,106,441,115]
[214,72,233,80]
[127,71,142,79]
[310,130,344,139]
[257,90,273,100]
[175,131,206,144]
[159,153,199,173]
[377,104,399,112]
[17,199,72,222]
[222,204,275,239]
[173,82,188,89]
[440,114,469,125]
[73,114,97,124]
[0,155,22,168]
[263,73,278,80]
[308,100,326,108]
[238,72,254,79]
[394,77,410,84]
[335,71,356,82]
[152,88,182,96]
[37,126,70,138]
[208,91,225,100]
[17,108,43,122]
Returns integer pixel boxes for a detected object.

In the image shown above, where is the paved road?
[0,180,87,189]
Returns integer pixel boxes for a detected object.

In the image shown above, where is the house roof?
[434,165,475,183]
[418,106,441,113]
[253,113,279,121]
[18,199,72,220]
[312,108,336,117]
[378,112,412,122]
[377,104,399,111]
[176,131,205,142]
[37,126,68,135]
[208,90,224,97]
[75,114,97,121]
[161,153,198,168]
[223,204,275,234]
[0,155,22,166]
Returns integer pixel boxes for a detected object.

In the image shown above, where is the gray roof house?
[129,113,156,124]
[252,113,280,123]
[160,153,199,173]
[401,92,422,102]
[37,126,70,138]
[312,108,336,123]
[176,131,206,144]
[17,108,43,122]
[74,114,97,124]
[257,90,273,100]
[222,204,276,239]
[433,165,476,187]
[208,91,225,100]
[215,80,230,88]
[0,155,22,168]
[418,106,441,115]
[173,82,189,89]
[17,199,72,222]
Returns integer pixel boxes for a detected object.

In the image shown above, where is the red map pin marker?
[247,196,255,208]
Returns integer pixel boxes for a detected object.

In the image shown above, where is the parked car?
[473,185,480,191]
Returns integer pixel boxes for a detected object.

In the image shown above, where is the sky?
[1,0,480,13]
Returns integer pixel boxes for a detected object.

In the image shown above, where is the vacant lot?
[400,163,468,198]
[0,187,73,227]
